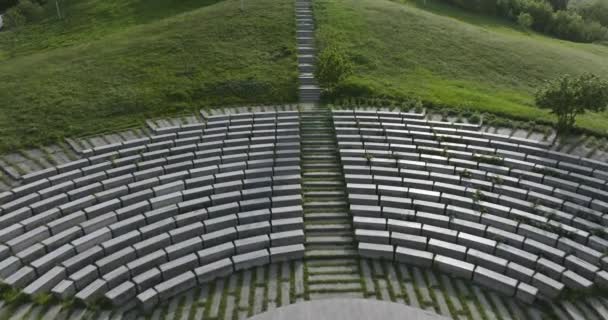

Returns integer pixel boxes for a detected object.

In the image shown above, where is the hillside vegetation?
[0,0,296,153]
[314,0,608,133]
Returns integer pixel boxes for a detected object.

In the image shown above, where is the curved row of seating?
[0,111,306,310]
[333,109,608,303]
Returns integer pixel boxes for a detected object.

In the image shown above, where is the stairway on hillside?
[299,106,363,298]
[296,0,321,103]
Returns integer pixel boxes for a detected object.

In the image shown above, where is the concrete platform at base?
[247,298,451,320]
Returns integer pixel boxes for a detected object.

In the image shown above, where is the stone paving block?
[270,244,305,263]
[433,255,475,280]
[4,266,36,288]
[395,246,434,268]
[473,266,517,297]
[133,267,163,293]
[201,227,237,247]
[531,272,564,298]
[126,250,168,276]
[96,247,136,274]
[159,254,200,282]
[170,222,205,243]
[358,242,394,260]
[23,265,66,295]
[197,242,235,266]
[390,232,428,250]
[516,282,538,304]
[155,271,197,302]
[75,278,108,303]
[387,219,421,235]
[238,209,271,224]
[561,270,593,291]
[62,245,104,274]
[271,205,303,219]
[270,230,305,247]
[237,221,271,239]
[457,232,496,253]
[138,217,175,239]
[421,224,457,242]
[134,233,172,257]
[69,264,99,291]
[427,238,467,260]
[355,229,390,244]
[234,235,270,254]
[233,249,269,271]
[102,265,131,288]
[466,249,508,274]
[506,261,535,283]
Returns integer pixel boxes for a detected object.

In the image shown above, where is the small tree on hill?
[535,74,608,133]
[315,45,352,93]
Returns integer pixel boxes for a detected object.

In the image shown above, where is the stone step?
[308,274,362,283]
[298,63,314,73]
[302,181,343,188]
[298,46,317,54]
[304,190,345,198]
[297,30,314,38]
[306,233,354,245]
[307,282,362,293]
[299,74,317,86]
[297,24,314,31]
[301,133,333,139]
[305,248,359,259]
[303,170,341,177]
[305,223,352,232]
[297,37,314,45]
[304,201,348,209]
[303,164,340,171]
[305,212,351,220]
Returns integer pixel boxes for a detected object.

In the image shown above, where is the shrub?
[517,12,533,29]
[315,45,353,92]
[3,6,27,28]
[17,0,45,21]
[536,74,608,133]
[576,0,608,27]
[2,0,45,29]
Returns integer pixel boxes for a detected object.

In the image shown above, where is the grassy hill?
[0,0,296,153]
[314,0,608,133]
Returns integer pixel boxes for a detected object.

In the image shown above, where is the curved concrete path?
[248,298,451,320]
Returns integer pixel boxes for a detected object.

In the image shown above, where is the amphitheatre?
[1,0,608,319]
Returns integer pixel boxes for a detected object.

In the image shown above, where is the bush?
[17,0,45,21]
[3,6,27,28]
[315,45,353,92]
[536,74,608,133]
[517,12,533,29]
[2,0,45,29]
[440,0,608,42]
[576,0,608,27]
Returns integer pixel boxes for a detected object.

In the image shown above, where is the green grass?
[0,0,297,153]
[314,0,608,133]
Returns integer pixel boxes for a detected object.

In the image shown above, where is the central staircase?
[296,0,321,103]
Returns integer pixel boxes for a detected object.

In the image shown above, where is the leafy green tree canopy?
[536,74,608,133]
[315,45,353,92]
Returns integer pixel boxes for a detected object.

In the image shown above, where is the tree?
[315,45,352,92]
[536,74,608,133]
[517,12,533,29]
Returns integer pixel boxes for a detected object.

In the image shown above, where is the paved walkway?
[248,299,451,320]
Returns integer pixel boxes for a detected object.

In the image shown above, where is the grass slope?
[0,0,296,153]
[314,0,608,133]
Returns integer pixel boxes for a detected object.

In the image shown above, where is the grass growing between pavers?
[314,0,608,135]
[0,0,297,153]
